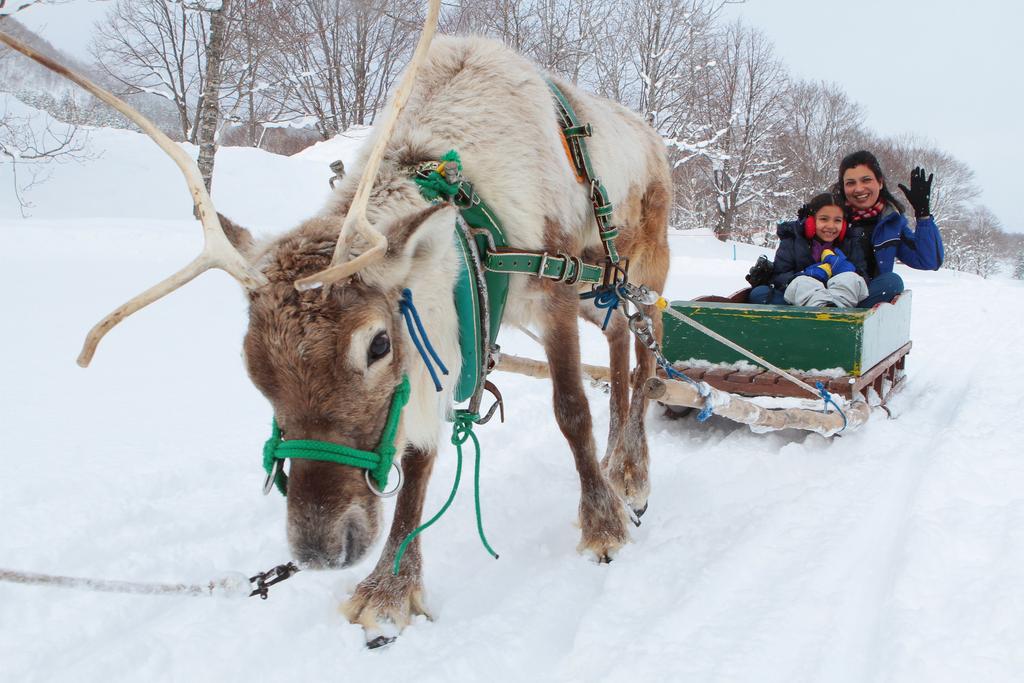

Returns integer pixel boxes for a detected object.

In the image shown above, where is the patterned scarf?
[849,200,885,222]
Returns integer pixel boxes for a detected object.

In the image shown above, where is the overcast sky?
[11,0,1023,232]
[723,0,1023,232]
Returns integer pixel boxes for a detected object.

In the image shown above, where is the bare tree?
[453,0,539,52]
[861,132,980,230]
[92,0,211,142]
[219,0,284,147]
[780,79,865,200]
[686,21,788,239]
[965,205,1002,278]
[1,14,93,215]
[260,0,417,138]
[195,0,229,194]
[1,96,90,215]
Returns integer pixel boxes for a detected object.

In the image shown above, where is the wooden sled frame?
[495,295,913,437]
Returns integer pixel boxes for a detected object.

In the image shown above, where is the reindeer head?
[226,200,453,568]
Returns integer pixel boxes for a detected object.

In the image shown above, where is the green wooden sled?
[660,291,913,402]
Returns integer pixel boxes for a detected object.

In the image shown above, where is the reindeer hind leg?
[601,182,670,519]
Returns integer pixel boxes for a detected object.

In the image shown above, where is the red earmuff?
[804,214,848,241]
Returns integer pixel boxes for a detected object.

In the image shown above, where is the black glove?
[898,166,933,218]
[745,254,773,287]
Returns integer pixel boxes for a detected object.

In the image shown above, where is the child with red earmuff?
[747,192,869,307]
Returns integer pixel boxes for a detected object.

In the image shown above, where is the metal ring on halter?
[364,462,404,498]
[263,459,283,496]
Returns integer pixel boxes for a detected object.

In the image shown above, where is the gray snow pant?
[784,272,869,307]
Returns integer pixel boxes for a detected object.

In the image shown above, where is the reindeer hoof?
[366,635,397,650]
[342,573,429,646]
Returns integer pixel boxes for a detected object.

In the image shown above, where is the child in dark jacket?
[749,193,869,307]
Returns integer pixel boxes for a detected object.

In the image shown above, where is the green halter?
[262,375,411,495]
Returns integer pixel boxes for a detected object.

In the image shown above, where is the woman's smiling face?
[843,164,882,210]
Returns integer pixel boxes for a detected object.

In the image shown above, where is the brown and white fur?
[229,36,670,642]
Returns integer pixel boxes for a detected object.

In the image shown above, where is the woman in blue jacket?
[835,150,944,307]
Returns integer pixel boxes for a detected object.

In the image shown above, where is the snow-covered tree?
[91,0,213,142]
[257,0,420,138]
[779,80,865,201]
[685,21,789,239]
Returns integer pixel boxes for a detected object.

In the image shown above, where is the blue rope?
[815,381,848,432]
[399,288,449,392]
[661,359,715,422]
[580,287,620,331]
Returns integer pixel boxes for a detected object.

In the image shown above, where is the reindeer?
[0,2,670,646]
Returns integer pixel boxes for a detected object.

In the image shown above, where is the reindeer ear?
[385,203,454,260]
[218,213,256,259]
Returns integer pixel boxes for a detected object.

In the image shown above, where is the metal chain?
[614,282,680,373]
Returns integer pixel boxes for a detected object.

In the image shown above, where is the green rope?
[263,376,411,495]
[392,410,498,575]
[412,150,462,201]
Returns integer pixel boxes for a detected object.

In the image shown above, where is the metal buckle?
[564,255,583,285]
[454,182,480,208]
[537,252,551,277]
[262,459,283,496]
[364,462,404,498]
[552,252,572,282]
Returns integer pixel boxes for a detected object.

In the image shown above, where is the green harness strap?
[486,249,603,284]
[414,151,509,403]
[263,376,411,494]
[413,152,607,285]
[546,79,621,266]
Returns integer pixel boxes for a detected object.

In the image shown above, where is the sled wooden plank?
[752,372,782,386]
[726,370,762,384]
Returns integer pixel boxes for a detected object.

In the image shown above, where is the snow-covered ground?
[2,108,1023,683]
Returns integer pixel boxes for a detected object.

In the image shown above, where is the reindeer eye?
[368,331,391,363]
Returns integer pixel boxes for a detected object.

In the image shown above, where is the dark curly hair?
[834,150,905,214]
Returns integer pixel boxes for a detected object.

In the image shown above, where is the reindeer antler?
[0,29,268,367]
[293,0,442,291]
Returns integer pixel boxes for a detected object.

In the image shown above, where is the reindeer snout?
[288,503,374,569]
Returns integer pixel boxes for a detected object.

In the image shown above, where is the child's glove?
[803,261,831,282]
[822,248,855,276]
[802,249,834,281]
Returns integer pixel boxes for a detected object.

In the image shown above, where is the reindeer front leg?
[542,289,631,562]
[342,445,435,648]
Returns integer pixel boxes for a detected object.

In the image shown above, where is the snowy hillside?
[2,112,1023,683]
